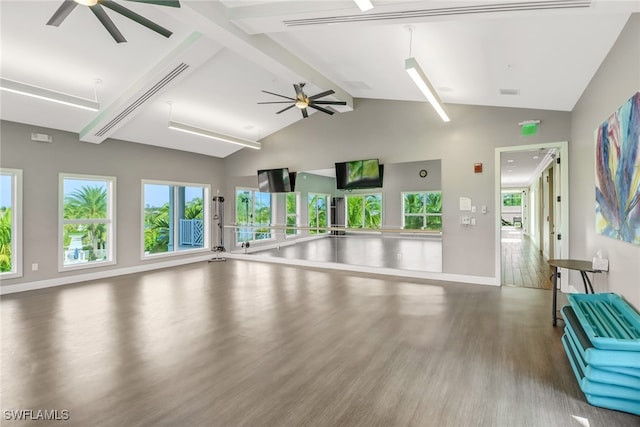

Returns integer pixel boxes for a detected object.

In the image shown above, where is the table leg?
[552,266,559,326]
[580,271,595,294]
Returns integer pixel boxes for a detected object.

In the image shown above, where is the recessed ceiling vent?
[500,88,520,95]
[94,63,189,138]
[283,1,592,27]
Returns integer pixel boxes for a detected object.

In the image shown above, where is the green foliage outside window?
[403,192,442,231]
[0,208,12,272]
[346,194,381,229]
[286,193,298,235]
[64,185,108,262]
[308,194,328,234]
[502,192,522,207]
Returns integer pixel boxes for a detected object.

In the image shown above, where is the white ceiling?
[1,0,638,185]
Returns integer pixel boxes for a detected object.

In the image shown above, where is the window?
[402,191,442,231]
[286,192,299,236]
[0,169,22,278]
[60,174,115,270]
[236,188,272,244]
[502,192,522,207]
[143,181,209,257]
[308,193,330,234]
[346,193,382,229]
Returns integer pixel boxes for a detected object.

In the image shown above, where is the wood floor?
[501,228,553,289]
[2,260,637,426]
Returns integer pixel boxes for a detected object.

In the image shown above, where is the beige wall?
[224,100,572,278]
[570,14,640,308]
[0,120,224,287]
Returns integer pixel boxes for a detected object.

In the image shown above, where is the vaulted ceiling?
[1,1,637,172]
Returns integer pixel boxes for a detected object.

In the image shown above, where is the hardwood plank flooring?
[501,228,553,289]
[2,260,637,426]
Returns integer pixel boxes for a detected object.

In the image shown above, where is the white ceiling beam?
[80,32,223,143]
[180,0,354,112]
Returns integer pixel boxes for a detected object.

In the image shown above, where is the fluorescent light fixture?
[0,78,99,112]
[404,57,450,122]
[168,121,261,150]
[354,0,374,11]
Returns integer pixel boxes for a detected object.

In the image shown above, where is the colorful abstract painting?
[595,91,640,245]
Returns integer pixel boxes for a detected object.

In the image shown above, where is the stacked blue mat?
[561,293,640,416]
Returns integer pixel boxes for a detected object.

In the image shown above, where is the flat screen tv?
[335,159,383,190]
[257,168,293,193]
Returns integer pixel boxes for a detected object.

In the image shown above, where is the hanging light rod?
[0,78,100,111]
[354,0,374,11]
[405,57,450,122]
[168,121,261,150]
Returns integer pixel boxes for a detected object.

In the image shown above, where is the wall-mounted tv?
[257,168,294,193]
[335,158,383,190]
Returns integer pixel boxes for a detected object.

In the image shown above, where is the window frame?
[141,179,211,260]
[0,168,23,279]
[235,187,274,245]
[401,191,442,231]
[286,192,300,237]
[59,173,116,272]
[308,193,331,235]
[345,193,383,230]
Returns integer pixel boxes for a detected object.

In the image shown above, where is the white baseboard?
[0,255,212,295]
[224,253,498,286]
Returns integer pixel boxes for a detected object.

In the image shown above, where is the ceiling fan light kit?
[168,121,261,150]
[0,78,100,111]
[405,57,450,122]
[258,83,347,119]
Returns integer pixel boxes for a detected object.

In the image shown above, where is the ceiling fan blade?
[90,4,127,43]
[309,89,335,100]
[294,84,305,99]
[276,105,296,114]
[101,0,172,38]
[262,90,295,101]
[124,0,181,7]
[311,100,347,105]
[307,104,335,115]
[258,101,295,104]
[302,108,309,118]
[46,0,78,27]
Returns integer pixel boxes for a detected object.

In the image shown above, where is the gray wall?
[0,120,224,287]
[570,14,640,308]
[224,100,572,277]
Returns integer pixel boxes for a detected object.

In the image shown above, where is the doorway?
[494,141,569,289]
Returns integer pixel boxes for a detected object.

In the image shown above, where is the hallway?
[501,227,552,289]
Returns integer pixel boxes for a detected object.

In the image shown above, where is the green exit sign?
[521,122,538,136]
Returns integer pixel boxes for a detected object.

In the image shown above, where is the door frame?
[494,141,569,288]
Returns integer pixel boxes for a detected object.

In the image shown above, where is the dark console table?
[548,259,603,326]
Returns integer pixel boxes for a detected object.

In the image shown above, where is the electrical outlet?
[32,263,38,271]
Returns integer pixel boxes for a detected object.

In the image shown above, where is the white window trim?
[235,187,274,244]
[286,192,300,238]
[0,168,23,279]
[59,173,116,272]
[401,191,442,230]
[308,192,331,234]
[345,192,383,230]
[141,179,211,260]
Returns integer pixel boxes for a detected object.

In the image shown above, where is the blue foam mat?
[561,305,640,369]
[568,293,640,351]
[562,334,640,415]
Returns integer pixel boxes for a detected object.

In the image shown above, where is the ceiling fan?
[46,0,180,43]
[258,83,347,118]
